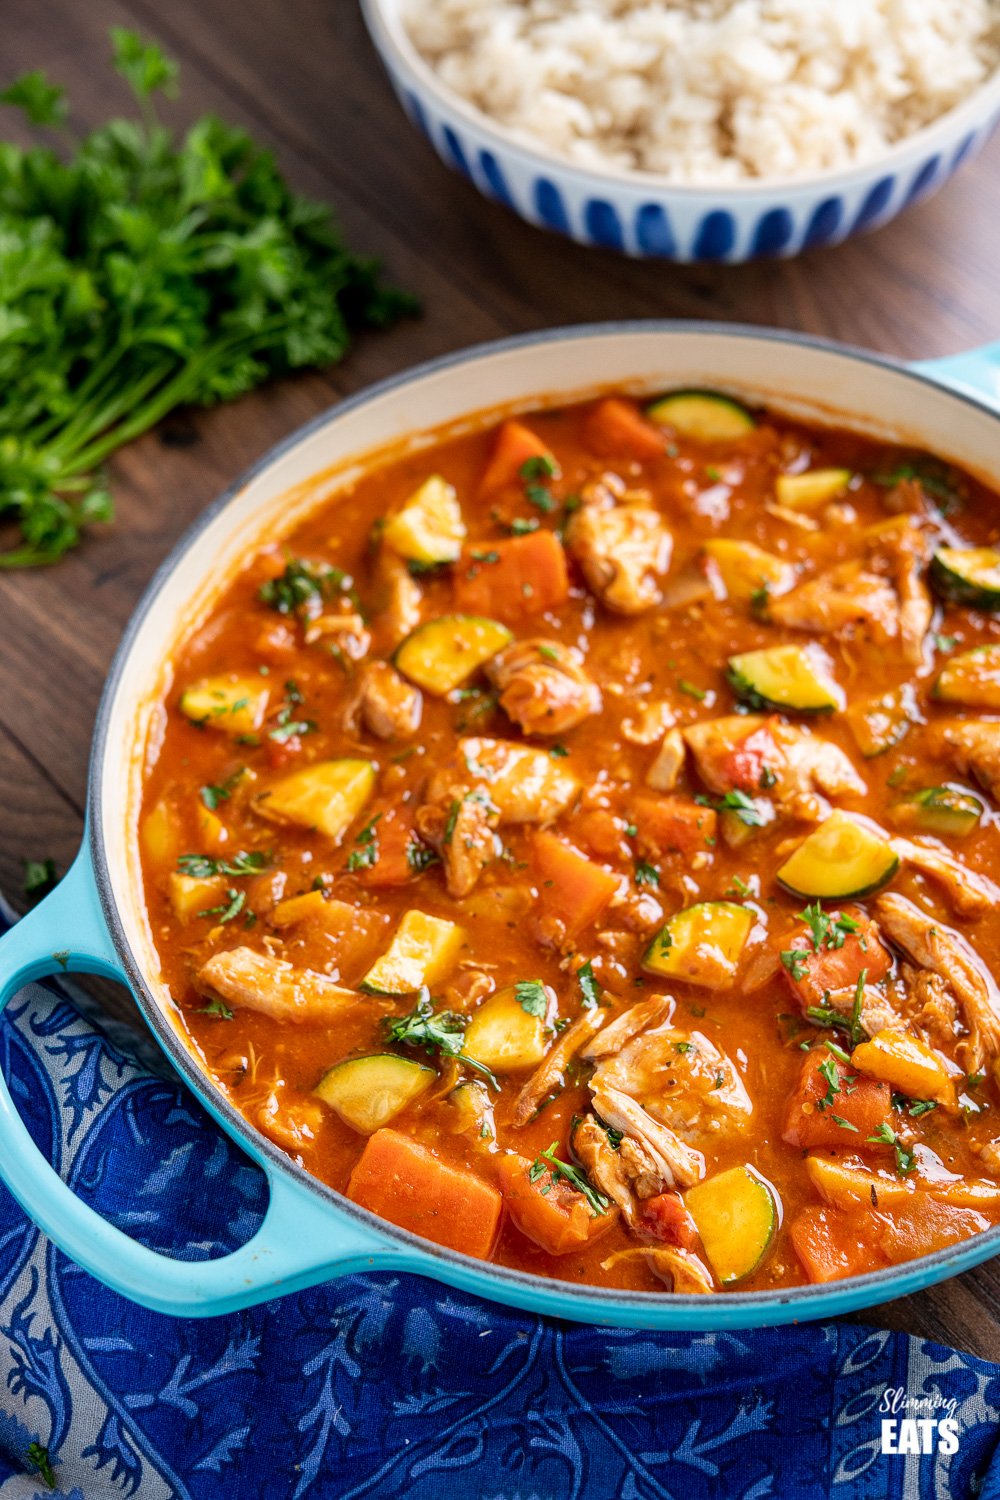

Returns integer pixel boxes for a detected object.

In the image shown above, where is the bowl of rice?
[360,0,1000,261]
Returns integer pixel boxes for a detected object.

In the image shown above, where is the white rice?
[402,0,1000,183]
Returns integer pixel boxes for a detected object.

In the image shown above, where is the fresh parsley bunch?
[0,29,415,567]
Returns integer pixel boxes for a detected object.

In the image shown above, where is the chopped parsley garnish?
[891,1092,938,1119]
[759,765,778,789]
[695,789,767,826]
[830,1114,859,1133]
[537,643,560,661]
[177,850,269,879]
[634,860,660,887]
[550,743,569,757]
[867,1121,917,1176]
[780,949,810,983]
[727,874,752,898]
[268,679,316,742]
[816,1055,843,1111]
[384,991,497,1089]
[347,814,381,872]
[198,887,245,923]
[509,516,540,535]
[850,968,868,1048]
[196,997,234,1020]
[525,484,556,513]
[470,548,500,564]
[406,839,440,873]
[528,1142,609,1217]
[799,903,860,953]
[933,633,958,653]
[577,959,600,1009]
[519,455,558,482]
[677,678,707,701]
[515,979,548,1017]
[259,558,351,618]
[200,766,246,810]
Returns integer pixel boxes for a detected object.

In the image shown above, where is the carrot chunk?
[453,531,569,622]
[347,1129,502,1259]
[584,397,665,460]
[876,1198,990,1262]
[495,1151,617,1256]
[782,1052,891,1150]
[790,1204,886,1283]
[782,907,893,1010]
[478,420,556,497]
[632,793,717,860]
[531,831,619,937]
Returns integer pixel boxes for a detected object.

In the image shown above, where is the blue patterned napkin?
[0,910,998,1500]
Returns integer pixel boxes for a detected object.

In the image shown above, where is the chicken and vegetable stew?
[139,388,1000,1294]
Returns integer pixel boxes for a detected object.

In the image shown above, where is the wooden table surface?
[4,0,1000,1359]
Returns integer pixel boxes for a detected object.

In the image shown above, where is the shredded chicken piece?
[511,1008,604,1126]
[583,996,676,1060]
[766,523,931,664]
[623,700,675,747]
[415,785,500,898]
[565,500,672,614]
[589,1084,704,1189]
[891,834,1000,918]
[599,1245,715,1292]
[902,962,959,1053]
[932,720,1000,804]
[430,738,580,825]
[486,639,600,737]
[344,661,421,740]
[646,726,686,791]
[767,560,900,643]
[374,550,422,645]
[303,611,371,660]
[875,893,1000,1071]
[816,983,899,1039]
[196,947,357,1023]
[682,714,864,820]
[979,1141,1000,1177]
[573,1115,664,1224]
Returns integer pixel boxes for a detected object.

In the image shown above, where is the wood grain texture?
[3,0,1000,1356]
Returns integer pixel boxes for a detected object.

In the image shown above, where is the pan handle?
[0,844,412,1316]
[912,341,1000,408]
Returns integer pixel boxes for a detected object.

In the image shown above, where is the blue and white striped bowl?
[361,0,1000,262]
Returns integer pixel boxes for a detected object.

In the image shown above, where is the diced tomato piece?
[478,420,556,497]
[453,531,569,622]
[531,831,619,937]
[719,722,781,793]
[638,1191,698,1249]
[782,908,893,1010]
[790,1204,887,1283]
[782,1052,891,1150]
[347,1129,502,1259]
[631,793,717,860]
[495,1151,617,1256]
[583,397,665,461]
[357,805,418,889]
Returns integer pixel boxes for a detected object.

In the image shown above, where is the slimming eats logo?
[879,1387,960,1455]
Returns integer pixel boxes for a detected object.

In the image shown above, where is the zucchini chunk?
[934,644,1000,709]
[255,758,376,841]
[930,546,1000,610]
[888,786,983,839]
[646,390,755,442]
[382,475,466,565]
[315,1054,434,1134]
[845,686,915,758]
[702,539,794,603]
[684,1166,777,1284]
[180,674,270,736]
[360,909,464,994]
[463,983,554,1073]
[395,615,513,695]
[774,468,852,510]
[643,901,754,989]
[776,811,899,899]
[727,643,842,714]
